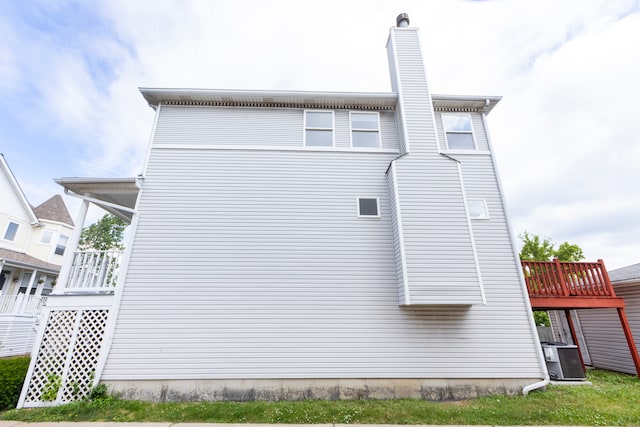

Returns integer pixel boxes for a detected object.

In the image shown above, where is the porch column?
[0,259,4,295]
[18,270,39,313]
[53,198,90,294]
[23,270,38,295]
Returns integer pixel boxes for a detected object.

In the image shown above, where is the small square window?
[305,111,334,147]
[55,234,69,255]
[467,199,489,219]
[3,222,19,241]
[443,114,476,150]
[40,230,54,244]
[357,197,380,218]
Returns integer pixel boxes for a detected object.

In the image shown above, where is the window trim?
[350,111,381,149]
[304,110,335,148]
[55,233,69,256]
[467,198,490,220]
[442,113,477,151]
[3,221,20,241]
[356,197,380,218]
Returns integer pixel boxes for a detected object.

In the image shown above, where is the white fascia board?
[0,154,40,225]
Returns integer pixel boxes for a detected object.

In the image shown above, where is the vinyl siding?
[576,283,640,374]
[386,162,407,305]
[0,316,37,357]
[154,106,399,151]
[102,145,541,380]
[387,28,482,305]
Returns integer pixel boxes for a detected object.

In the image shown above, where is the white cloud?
[2,0,640,269]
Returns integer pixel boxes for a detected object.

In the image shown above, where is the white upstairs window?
[304,111,334,147]
[350,112,380,148]
[3,221,19,241]
[443,114,476,150]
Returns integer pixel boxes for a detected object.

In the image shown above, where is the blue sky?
[1,0,639,269]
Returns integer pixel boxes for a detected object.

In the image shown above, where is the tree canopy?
[78,214,127,251]
[519,230,585,262]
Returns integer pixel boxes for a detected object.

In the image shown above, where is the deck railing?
[63,250,124,293]
[521,259,616,298]
[0,293,47,316]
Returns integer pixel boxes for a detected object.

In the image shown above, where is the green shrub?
[0,355,30,410]
[88,384,109,401]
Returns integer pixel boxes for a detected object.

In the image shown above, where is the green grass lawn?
[1,370,638,426]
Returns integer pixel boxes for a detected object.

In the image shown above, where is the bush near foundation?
[0,355,30,410]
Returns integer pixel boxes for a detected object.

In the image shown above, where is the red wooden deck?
[522,259,625,309]
[521,259,640,378]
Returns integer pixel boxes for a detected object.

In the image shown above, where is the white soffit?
[55,178,139,223]
[432,94,502,114]
[140,88,500,114]
[140,88,398,111]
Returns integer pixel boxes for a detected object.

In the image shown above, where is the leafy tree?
[518,231,585,262]
[78,214,127,251]
[519,231,555,261]
[533,311,551,327]
[554,241,585,263]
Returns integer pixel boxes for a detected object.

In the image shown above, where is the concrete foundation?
[103,378,540,402]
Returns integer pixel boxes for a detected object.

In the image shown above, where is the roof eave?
[139,88,501,114]
[432,94,502,114]
[139,88,399,110]
[55,177,140,223]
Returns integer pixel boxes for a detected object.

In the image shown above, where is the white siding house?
[19,15,548,406]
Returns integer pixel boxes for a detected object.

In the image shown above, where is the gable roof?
[0,248,61,274]
[0,154,39,225]
[609,262,640,284]
[33,195,74,227]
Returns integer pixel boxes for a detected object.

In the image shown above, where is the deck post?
[617,307,640,378]
[564,309,585,370]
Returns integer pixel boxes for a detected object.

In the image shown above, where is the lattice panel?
[24,310,77,404]
[60,310,109,402]
[22,309,109,406]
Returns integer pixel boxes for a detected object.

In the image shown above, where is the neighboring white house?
[549,263,640,375]
[19,15,549,407]
[0,154,74,357]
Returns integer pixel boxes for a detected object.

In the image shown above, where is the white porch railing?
[62,250,124,293]
[0,293,47,316]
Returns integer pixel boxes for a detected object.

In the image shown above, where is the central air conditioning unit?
[541,342,586,380]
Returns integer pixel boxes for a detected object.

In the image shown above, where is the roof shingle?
[0,248,61,273]
[33,195,74,226]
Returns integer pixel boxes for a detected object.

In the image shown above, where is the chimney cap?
[396,13,410,27]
